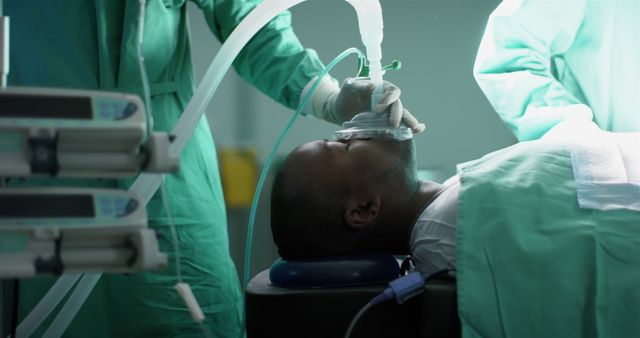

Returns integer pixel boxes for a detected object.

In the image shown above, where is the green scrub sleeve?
[192,0,326,110]
[473,0,590,141]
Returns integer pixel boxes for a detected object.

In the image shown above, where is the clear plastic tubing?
[41,274,101,338]
[136,0,154,138]
[171,0,384,159]
[344,0,384,110]
[243,47,365,296]
[132,0,385,203]
[14,274,81,338]
[19,0,385,335]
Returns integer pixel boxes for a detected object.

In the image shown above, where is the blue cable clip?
[369,269,451,305]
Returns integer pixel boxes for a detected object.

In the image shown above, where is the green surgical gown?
[6,0,324,337]
[474,0,640,141]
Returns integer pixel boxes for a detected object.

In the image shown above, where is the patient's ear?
[345,197,381,228]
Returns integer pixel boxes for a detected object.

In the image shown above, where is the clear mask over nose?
[334,111,413,141]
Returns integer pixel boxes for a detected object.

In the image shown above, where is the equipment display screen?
[0,194,95,218]
[0,94,92,119]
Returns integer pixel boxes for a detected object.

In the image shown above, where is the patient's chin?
[376,139,418,183]
[393,140,416,168]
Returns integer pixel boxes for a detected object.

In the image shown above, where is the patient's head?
[271,138,428,259]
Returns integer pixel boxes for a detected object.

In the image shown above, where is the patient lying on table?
[271,134,640,337]
[271,133,640,276]
[270,138,458,274]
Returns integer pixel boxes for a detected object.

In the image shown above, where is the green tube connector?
[357,57,402,78]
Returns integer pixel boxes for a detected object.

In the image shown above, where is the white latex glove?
[301,76,426,133]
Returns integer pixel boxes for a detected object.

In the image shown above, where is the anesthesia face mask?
[334,111,413,141]
[334,58,412,141]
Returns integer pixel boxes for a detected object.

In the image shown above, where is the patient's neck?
[375,180,444,253]
[403,180,445,239]
[409,180,444,217]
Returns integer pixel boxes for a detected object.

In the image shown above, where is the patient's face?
[286,138,417,189]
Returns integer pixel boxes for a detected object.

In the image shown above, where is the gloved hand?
[302,76,426,133]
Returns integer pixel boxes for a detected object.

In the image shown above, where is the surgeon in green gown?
[5,1,424,337]
[474,0,639,141]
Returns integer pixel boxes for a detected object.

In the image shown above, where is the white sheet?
[569,131,640,211]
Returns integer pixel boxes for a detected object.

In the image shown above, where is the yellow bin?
[219,147,258,208]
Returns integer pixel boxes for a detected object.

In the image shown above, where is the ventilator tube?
[344,0,384,109]
[337,0,413,141]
